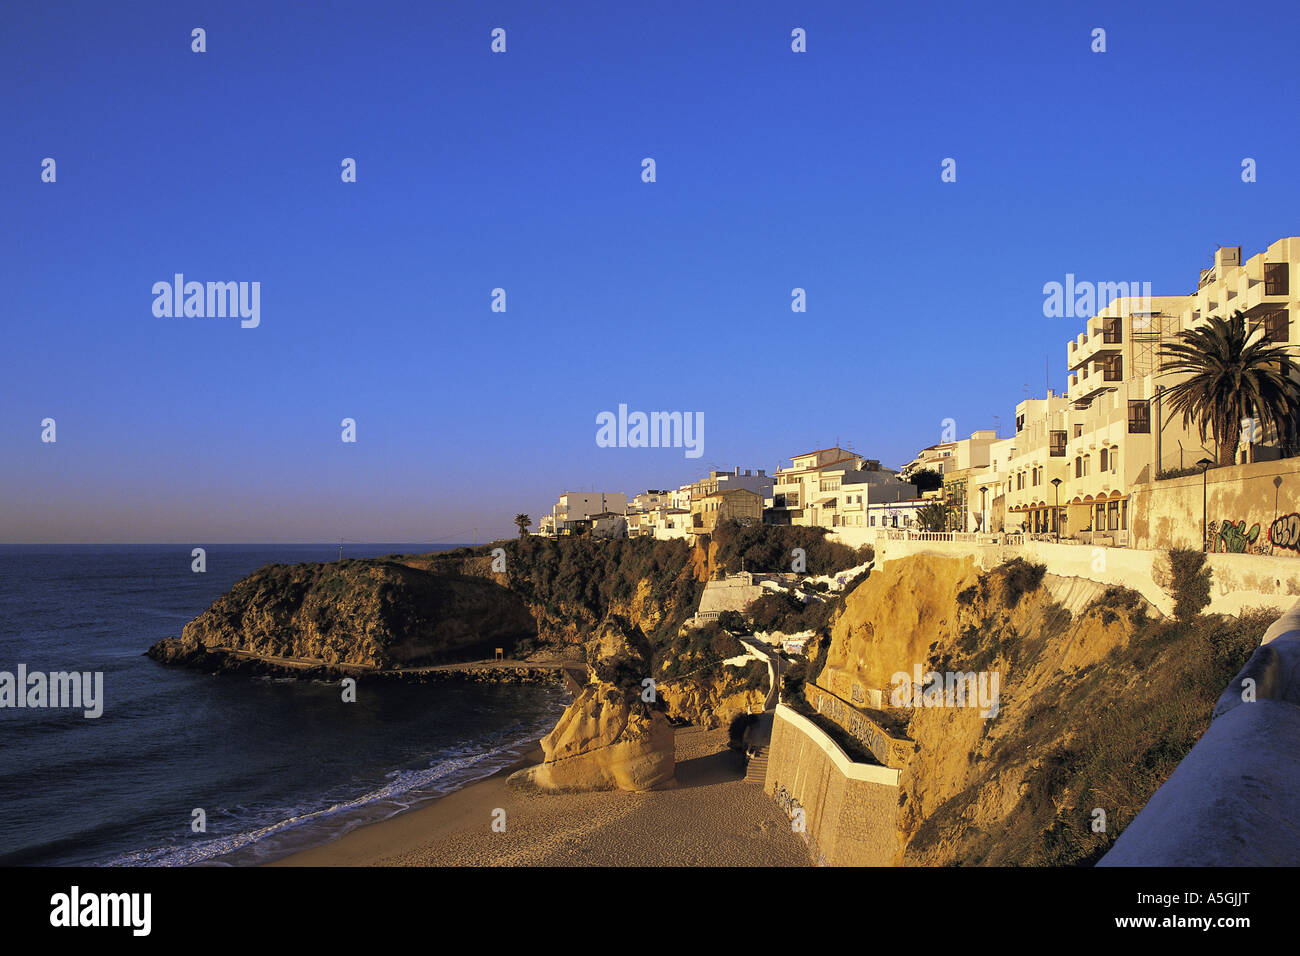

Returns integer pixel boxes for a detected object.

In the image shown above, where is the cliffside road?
[739,639,780,711]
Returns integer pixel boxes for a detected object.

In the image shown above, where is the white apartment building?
[689,467,773,501]
[903,430,998,480]
[768,447,907,528]
[865,497,928,530]
[539,491,629,535]
[629,489,673,512]
[1001,239,1300,540]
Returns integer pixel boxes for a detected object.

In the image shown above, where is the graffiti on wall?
[1270,513,1300,553]
[1208,519,1263,554]
[1207,515,1300,556]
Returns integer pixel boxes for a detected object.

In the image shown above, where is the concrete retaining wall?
[764,704,900,866]
[1130,457,1300,555]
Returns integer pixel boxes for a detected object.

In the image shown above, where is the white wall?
[842,531,1300,617]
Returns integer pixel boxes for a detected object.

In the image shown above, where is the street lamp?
[1197,458,1214,551]
[978,485,989,535]
[1050,478,1062,543]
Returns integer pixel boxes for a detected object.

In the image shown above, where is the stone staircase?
[743,711,774,784]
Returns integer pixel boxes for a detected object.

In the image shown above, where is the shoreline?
[194,730,557,868]
[265,725,812,867]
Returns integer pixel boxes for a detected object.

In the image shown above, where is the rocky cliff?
[511,618,676,792]
[814,552,1272,865]
[409,537,701,656]
[147,531,857,730]
[148,559,537,672]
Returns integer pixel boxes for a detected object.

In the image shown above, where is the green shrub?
[716,610,747,632]
[1087,586,1149,627]
[1168,548,1211,620]
[709,521,864,575]
[997,557,1046,606]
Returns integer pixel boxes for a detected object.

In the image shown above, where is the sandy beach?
[270,725,812,867]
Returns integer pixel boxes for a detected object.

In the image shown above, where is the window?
[1102,354,1123,382]
[1261,309,1289,343]
[1100,448,1108,471]
[1107,500,1120,531]
[1073,424,1083,439]
[1083,456,1090,477]
[1075,456,1082,478]
[1103,317,1122,344]
[1110,449,1118,473]
[1016,414,1025,432]
[1049,430,1066,456]
[1128,401,1150,433]
[1265,262,1290,296]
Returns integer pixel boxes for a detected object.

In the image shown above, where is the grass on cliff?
[907,579,1272,866]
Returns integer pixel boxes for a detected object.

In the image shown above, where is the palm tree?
[915,502,948,532]
[1159,311,1300,467]
[514,513,531,537]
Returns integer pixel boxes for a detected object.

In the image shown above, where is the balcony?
[1069,321,1122,371]
[1071,363,1122,403]
[1232,265,1293,322]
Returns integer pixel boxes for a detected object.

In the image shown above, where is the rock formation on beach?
[147,559,537,672]
[512,617,676,793]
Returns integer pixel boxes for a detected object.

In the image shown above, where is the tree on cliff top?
[907,467,944,493]
[1159,310,1300,466]
[514,513,532,537]
[709,521,870,574]
[915,501,949,532]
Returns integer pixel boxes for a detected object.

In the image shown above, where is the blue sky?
[4,0,1299,542]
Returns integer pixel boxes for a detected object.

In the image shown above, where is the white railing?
[880,530,1017,545]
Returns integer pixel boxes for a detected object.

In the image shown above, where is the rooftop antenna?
[993,414,1000,438]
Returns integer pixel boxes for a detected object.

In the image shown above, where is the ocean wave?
[103,721,552,868]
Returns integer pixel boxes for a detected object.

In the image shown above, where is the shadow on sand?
[673,747,746,790]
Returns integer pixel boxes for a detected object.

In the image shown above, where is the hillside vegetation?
[819,552,1269,865]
